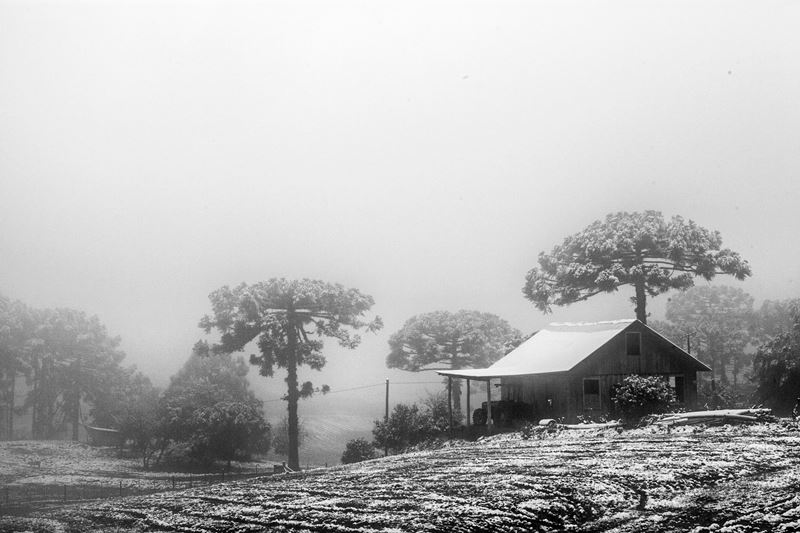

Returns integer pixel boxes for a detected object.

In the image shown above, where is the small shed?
[438,319,711,425]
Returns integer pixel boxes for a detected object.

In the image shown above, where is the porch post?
[466,379,471,429]
[447,376,453,438]
[486,378,493,434]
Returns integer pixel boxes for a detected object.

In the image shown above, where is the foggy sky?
[2,0,799,405]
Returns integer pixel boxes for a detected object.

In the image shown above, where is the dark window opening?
[583,378,601,410]
[626,332,642,355]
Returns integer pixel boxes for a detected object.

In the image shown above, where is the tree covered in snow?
[523,211,751,324]
[387,310,519,416]
[651,285,756,387]
[162,353,270,466]
[1,297,141,441]
[752,303,800,415]
[0,296,35,439]
[753,297,800,345]
[24,307,125,440]
[341,438,377,464]
[113,370,163,469]
[197,279,382,470]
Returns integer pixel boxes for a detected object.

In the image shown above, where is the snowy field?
[3,423,800,532]
[0,440,269,519]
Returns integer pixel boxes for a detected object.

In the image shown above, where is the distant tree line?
[0,297,128,441]
[651,287,800,411]
[0,294,271,469]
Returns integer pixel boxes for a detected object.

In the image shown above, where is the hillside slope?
[8,423,800,532]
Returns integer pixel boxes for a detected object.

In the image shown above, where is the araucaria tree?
[198,279,382,471]
[523,211,751,324]
[387,310,520,416]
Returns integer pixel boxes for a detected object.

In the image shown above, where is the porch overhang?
[436,368,537,381]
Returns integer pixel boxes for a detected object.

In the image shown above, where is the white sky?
[2,0,800,405]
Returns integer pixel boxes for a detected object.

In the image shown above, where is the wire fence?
[0,468,270,516]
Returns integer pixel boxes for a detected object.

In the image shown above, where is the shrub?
[422,391,462,431]
[372,402,442,454]
[341,438,378,464]
[612,375,675,424]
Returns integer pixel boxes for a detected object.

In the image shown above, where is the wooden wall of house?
[565,372,699,422]
[572,321,706,377]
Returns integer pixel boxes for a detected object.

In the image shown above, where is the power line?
[260,380,443,402]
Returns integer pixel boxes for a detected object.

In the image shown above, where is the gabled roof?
[438,318,709,380]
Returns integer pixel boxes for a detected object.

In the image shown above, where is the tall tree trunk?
[286,314,300,471]
[634,280,647,324]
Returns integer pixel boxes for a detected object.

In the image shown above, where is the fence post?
[63,485,67,502]
[119,480,122,498]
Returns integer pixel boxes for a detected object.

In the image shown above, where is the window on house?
[626,332,641,355]
[583,378,601,410]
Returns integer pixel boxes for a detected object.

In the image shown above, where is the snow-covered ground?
[4,421,800,532]
[0,440,269,484]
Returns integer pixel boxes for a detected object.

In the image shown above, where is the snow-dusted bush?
[372,402,445,454]
[341,438,377,464]
[612,375,675,425]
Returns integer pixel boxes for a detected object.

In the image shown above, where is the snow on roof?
[438,319,636,380]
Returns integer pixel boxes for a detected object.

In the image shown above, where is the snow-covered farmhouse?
[438,319,711,425]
